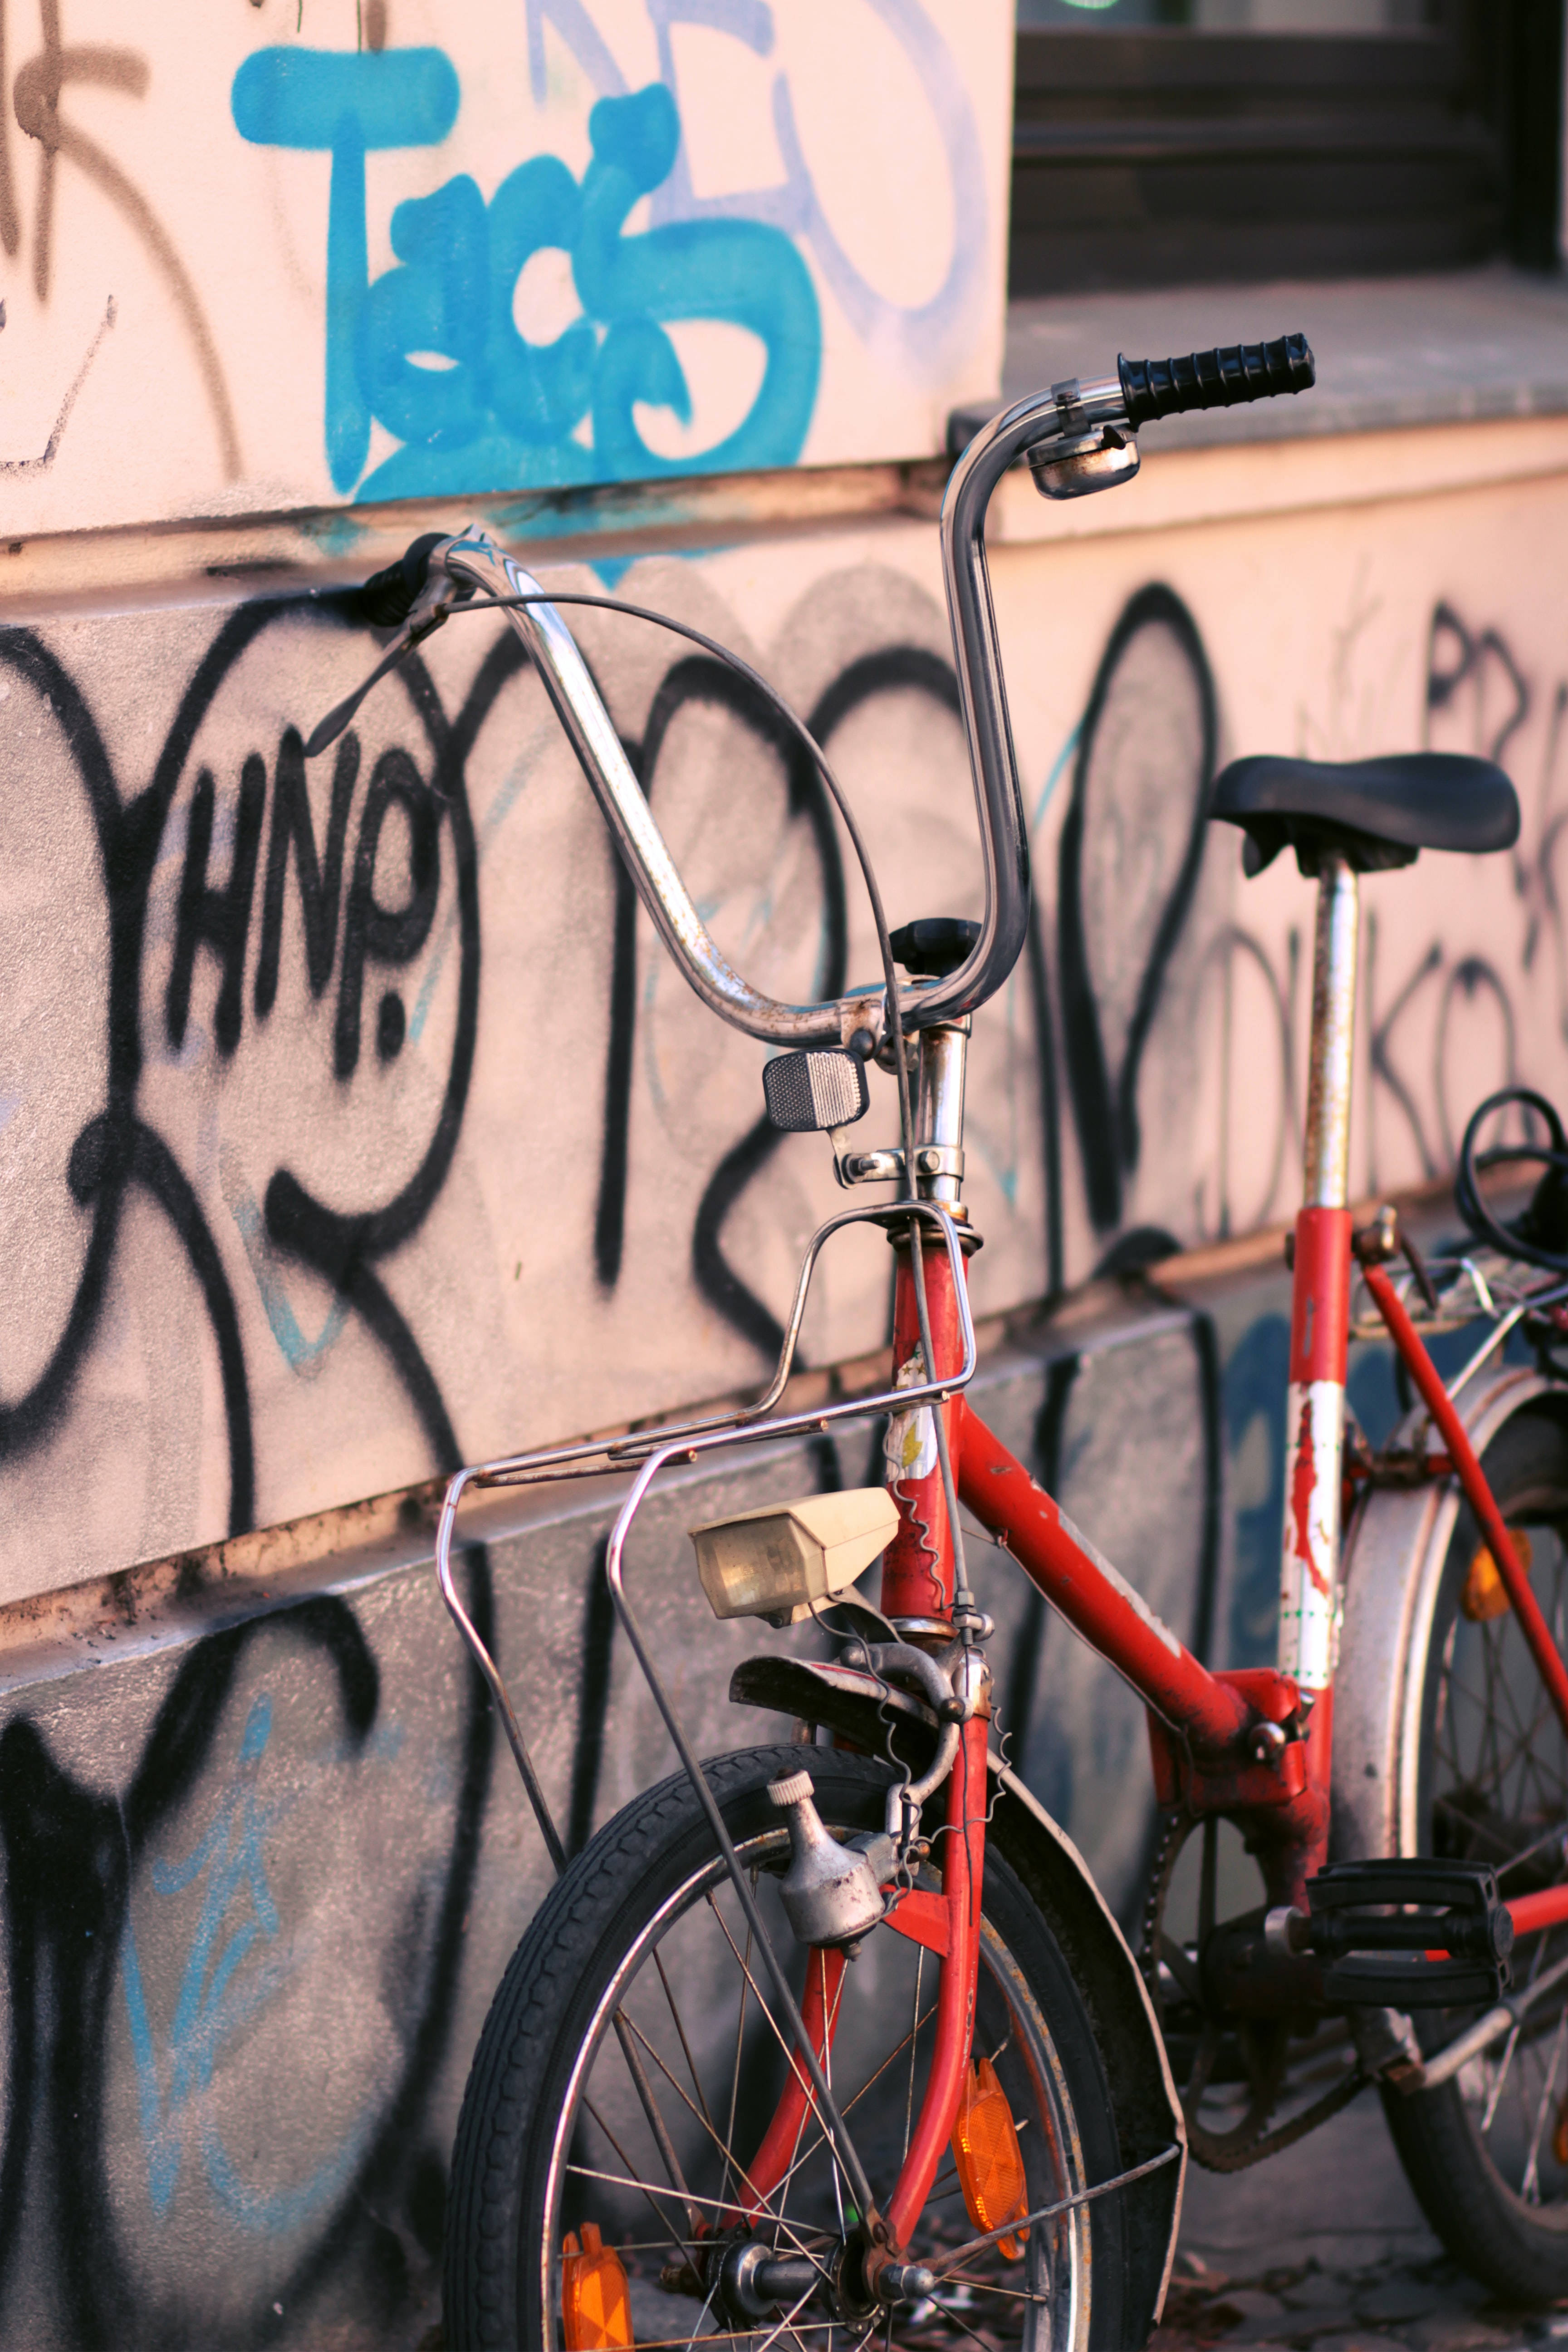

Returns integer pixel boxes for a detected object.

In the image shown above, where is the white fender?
[1333,1365,1557,1863]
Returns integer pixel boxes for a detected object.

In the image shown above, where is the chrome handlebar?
[432,376,1119,1044]
[931,372,1124,1029]
[443,532,855,1044]
[322,336,1313,1039]
[328,347,1308,1041]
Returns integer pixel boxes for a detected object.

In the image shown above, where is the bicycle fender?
[730,1654,1186,2335]
[1334,1366,1563,1864]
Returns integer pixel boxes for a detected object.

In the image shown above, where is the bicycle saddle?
[1211,750,1519,876]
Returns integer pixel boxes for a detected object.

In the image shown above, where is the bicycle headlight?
[689,1487,900,1625]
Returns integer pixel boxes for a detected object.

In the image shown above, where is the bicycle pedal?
[1289,1860,1513,2009]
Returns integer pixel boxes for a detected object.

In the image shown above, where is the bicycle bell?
[1027,424,1140,500]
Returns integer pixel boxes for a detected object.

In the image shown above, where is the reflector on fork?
[952,2055,1030,2259]
[561,2223,633,2350]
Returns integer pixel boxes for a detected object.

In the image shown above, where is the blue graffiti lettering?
[235,58,821,501]
[524,0,987,382]
[230,48,462,492]
[223,1175,351,1375]
[525,0,628,105]
[119,1693,376,2231]
[646,0,986,385]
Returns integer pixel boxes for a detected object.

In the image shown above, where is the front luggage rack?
[431,1200,975,1848]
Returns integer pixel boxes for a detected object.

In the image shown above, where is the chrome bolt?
[878,2261,938,2304]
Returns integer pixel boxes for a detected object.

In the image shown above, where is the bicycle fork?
[735,1011,1011,2264]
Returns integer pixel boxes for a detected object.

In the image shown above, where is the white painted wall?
[0,0,1012,534]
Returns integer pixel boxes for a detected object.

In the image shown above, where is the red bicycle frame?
[751,848,1568,2258]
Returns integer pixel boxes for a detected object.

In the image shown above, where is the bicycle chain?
[1140,1808,1301,2172]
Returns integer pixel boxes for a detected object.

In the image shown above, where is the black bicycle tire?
[443,1742,1135,2350]
[1382,1405,1568,2303]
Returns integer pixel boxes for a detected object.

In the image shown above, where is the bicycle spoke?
[751,2283,818,2352]
[764,1992,941,2209]
[928,2287,1022,2352]
[717,1892,754,2212]
[704,1891,822,2105]
[681,2274,720,2352]
[610,2010,702,2237]
[1435,1512,1568,2221]
[905,1945,925,2162]
[703,1891,859,2212]
[630,2329,844,2351]
[616,2009,822,2263]
[775,1947,848,2247]
[578,2097,696,2267]
[942,2271,1055,2307]
[1481,2019,1523,2136]
[654,1946,719,2138]
[1490,1816,1568,1884]
[820,1949,847,2241]
[565,2157,834,2230]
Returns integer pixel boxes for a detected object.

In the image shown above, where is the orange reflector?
[562,2222,634,2350]
[1462,1528,1533,1623]
[951,2054,1029,2260]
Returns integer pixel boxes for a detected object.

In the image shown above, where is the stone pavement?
[1156,2092,1563,2352]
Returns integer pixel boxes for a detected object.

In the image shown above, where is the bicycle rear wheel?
[444,1744,1137,2350]
[1383,1404,1568,2303]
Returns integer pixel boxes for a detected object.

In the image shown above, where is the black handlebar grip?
[356,531,448,628]
[1117,333,1314,427]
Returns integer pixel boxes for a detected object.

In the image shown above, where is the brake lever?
[304,550,461,759]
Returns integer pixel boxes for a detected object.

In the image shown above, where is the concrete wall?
[8,424,1568,1595]
[2,411,1564,2344]
[3,3,1568,2343]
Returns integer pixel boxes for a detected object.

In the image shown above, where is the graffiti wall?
[3,38,1568,2318]
[6,452,1568,1601]
[0,0,1011,535]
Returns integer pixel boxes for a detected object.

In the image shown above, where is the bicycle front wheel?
[1383,1404,1568,2302]
[444,1744,1136,2350]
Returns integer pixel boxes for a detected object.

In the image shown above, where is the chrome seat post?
[1280,847,1361,1700]
[1303,850,1360,1209]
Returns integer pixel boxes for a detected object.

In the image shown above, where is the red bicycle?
[318,334,1568,2347]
